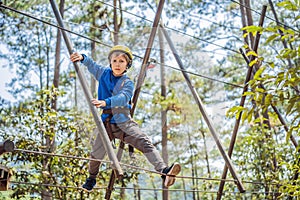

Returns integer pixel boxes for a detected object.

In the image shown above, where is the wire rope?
[0,4,110,48]
[0,1,293,196]
[14,148,110,164]
[0,3,244,89]
[13,148,281,187]
[13,148,234,182]
[155,62,244,88]
[91,0,296,87]
[6,11,239,59]
[9,181,281,195]
[94,0,241,54]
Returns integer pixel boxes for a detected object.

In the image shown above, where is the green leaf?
[243,44,249,49]
[247,108,254,123]
[254,118,261,123]
[281,34,290,41]
[266,34,279,44]
[265,93,273,107]
[241,109,248,123]
[277,1,298,11]
[268,62,275,68]
[47,112,57,117]
[243,91,255,96]
[249,59,257,67]
[246,50,258,57]
[254,66,266,80]
[241,25,263,33]
[255,87,265,93]
[243,32,249,38]
[226,106,246,119]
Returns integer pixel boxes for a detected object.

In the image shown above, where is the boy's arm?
[81,54,105,80]
[105,79,134,108]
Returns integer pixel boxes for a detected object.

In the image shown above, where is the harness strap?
[104,115,116,148]
[102,108,134,154]
[102,107,130,115]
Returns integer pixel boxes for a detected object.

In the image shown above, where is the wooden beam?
[161,24,246,193]
[49,0,123,177]
[216,5,268,200]
[105,0,166,198]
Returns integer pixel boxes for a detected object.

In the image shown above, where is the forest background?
[0,0,299,199]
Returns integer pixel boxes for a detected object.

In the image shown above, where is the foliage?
[0,89,112,199]
[0,0,299,199]
[227,0,300,198]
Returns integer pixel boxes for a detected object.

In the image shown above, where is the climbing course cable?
[156,61,243,88]
[0,3,110,48]
[13,148,280,187]
[14,148,110,164]
[0,1,293,198]
[95,0,241,54]
[10,180,281,196]
[1,1,296,89]
[0,3,244,89]
[14,148,232,182]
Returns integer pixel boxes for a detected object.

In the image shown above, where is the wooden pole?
[158,26,169,200]
[240,47,299,200]
[268,0,293,68]
[130,0,166,116]
[105,0,166,199]
[161,24,246,193]
[49,0,123,177]
[216,5,268,200]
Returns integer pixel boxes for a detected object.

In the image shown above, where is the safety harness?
[102,107,134,156]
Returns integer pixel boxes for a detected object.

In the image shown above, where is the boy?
[70,45,181,191]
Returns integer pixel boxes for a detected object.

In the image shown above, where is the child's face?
[110,53,128,77]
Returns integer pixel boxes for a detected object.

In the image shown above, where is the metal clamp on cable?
[149,58,157,64]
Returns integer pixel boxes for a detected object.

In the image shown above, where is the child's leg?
[89,129,107,178]
[112,120,167,172]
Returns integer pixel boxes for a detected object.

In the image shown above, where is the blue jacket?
[81,54,134,123]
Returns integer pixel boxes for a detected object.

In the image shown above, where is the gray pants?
[89,119,166,178]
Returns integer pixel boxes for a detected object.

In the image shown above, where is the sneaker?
[82,177,96,191]
[161,163,181,187]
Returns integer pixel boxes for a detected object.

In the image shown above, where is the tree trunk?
[188,130,196,200]
[239,0,249,45]
[52,0,64,110]
[90,4,96,96]
[113,0,119,44]
[37,28,43,91]
[151,177,158,200]
[159,27,169,200]
[42,1,64,199]
[244,0,254,47]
